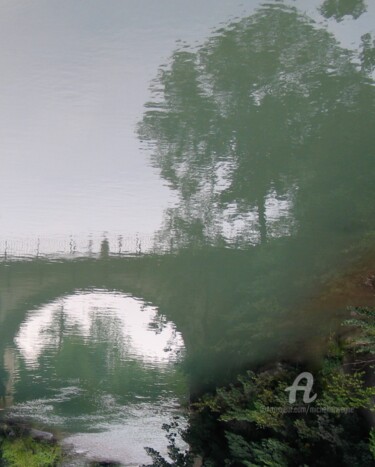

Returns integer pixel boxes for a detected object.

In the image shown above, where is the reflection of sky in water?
[15,290,184,368]
[220,187,298,243]
[13,392,186,465]
[0,0,374,239]
[10,291,187,464]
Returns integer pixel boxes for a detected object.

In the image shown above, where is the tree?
[320,0,367,22]
[139,3,374,250]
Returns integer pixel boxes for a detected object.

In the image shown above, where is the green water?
[1,0,375,464]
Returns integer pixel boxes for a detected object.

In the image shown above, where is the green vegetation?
[343,306,375,354]
[144,307,375,466]
[320,0,367,22]
[0,436,62,467]
[139,1,375,252]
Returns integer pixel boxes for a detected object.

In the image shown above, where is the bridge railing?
[0,233,159,261]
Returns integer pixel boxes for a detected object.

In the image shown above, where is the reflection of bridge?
[0,257,166,325]
[3,246,373,408]
[0,256,191,408]
[0,233,159,261]
[1,250,246,405]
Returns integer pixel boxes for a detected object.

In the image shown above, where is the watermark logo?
[285,371,317,404]
[260,371,354,415]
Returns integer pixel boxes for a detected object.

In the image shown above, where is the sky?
[0,0,373,252]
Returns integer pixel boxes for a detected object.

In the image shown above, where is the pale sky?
[0,0,373,243]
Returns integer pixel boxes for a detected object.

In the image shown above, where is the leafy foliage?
[0,437,62,467]
[143,420,195,467]
[139,0,375,251]
[319,369,375,409]
[343,306,375,354]
[145,307,375,466]
[320,0,367,22]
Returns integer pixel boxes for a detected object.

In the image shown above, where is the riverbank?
[1,304,374,467]
[0,420,126,466]
[0,421,62,466]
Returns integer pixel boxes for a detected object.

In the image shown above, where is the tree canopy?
[139,2,375,250]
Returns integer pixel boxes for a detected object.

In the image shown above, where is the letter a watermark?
[285,372,317,404]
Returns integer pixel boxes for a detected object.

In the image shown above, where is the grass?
[0,436,62,467]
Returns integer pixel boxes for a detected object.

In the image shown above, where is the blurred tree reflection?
[360,32,375,74]
[0,367,6,408]
[139,3,374,251]
[320,0,367,21]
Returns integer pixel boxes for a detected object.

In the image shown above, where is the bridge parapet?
[0,233,160,261]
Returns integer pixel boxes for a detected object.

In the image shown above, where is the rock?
[29,428,54,442]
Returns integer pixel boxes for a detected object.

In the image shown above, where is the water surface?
[3,289,186,464]
[1,0,375,464]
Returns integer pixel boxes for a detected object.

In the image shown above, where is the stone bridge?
[2,245,374,407]
[0,253,216,406]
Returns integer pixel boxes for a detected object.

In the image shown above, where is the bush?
[0,437,62,467]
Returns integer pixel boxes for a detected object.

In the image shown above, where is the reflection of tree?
[139,3,373,249]
[360,32,375,74]
[137,2,375,384]
[100,238,110,258]
[0,366,7,407]
[320,0,367,21]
